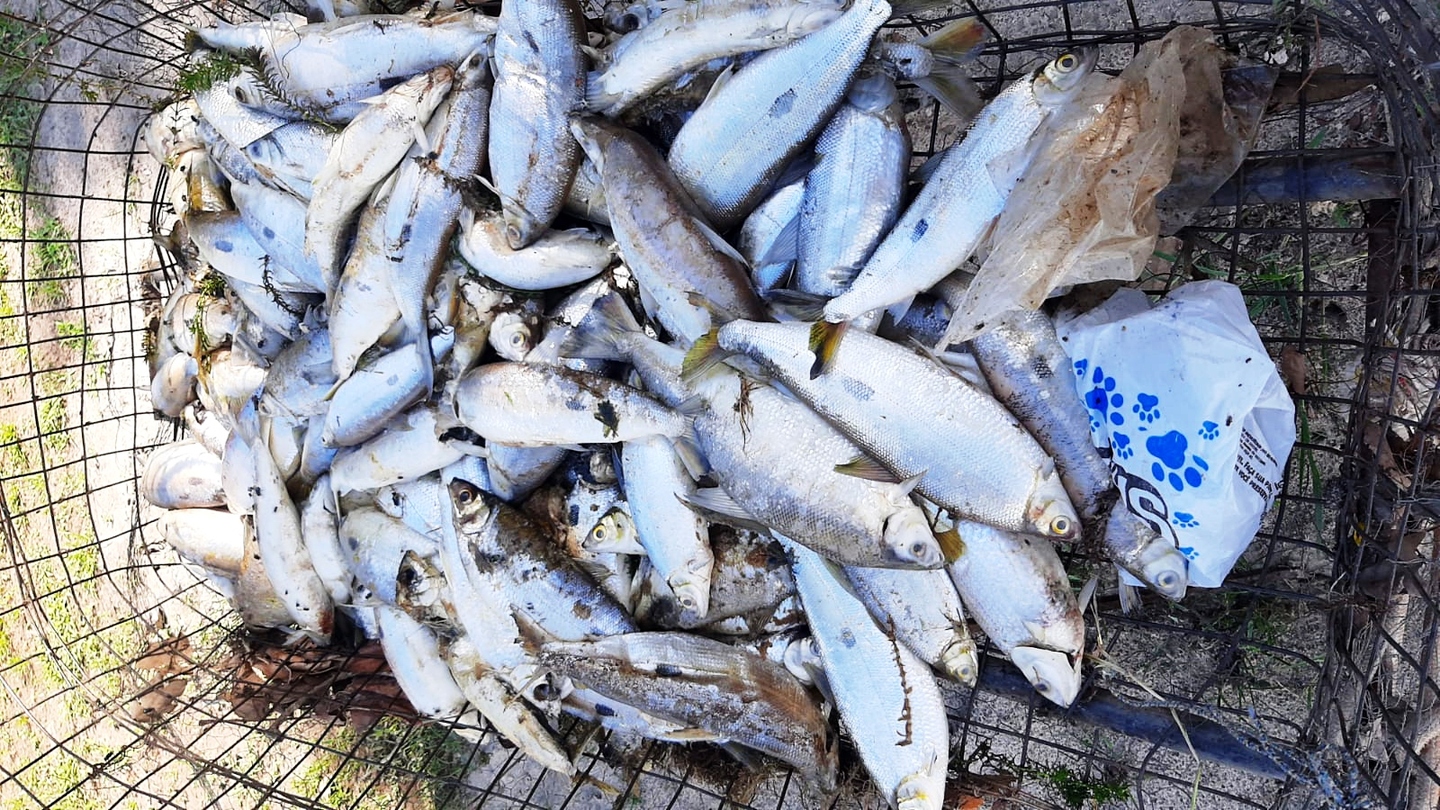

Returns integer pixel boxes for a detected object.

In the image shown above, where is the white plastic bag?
[1054,280,1296,588]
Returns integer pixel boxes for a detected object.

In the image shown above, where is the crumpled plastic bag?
[942,26,1205,346]
[1054,280,1296,588]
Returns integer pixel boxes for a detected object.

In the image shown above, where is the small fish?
[141,440,226,509]
[622,434,714,616]
[488,297,544,362]
[300,474,350,604]
[456,208,614,292]
[329,405,465,496]
[538,631,837,789]
[488,0,588,248]
[454,362,690,447]
[157,507,246,575]
[373,604,469,720]
[785,539,947,808]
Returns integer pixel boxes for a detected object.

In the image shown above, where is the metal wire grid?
[0,0,1433,807]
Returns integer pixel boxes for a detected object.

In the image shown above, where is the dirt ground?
[0,0,1411,808]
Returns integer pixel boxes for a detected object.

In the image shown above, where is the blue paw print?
[1074,359,1088,378]
[1084,366,1120,430]
[1132,393,1161,423]
[1199,421,1219,440]
[1146,430,1210,493]
[1173,512,1199,528]
[1112,432,1133,459]
[1178,545,1199,560]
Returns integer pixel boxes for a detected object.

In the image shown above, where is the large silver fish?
[819,49,1096,327]
[586,0,846,117]
[707,320,1081,540]
[943,518,1084,706]
[488,0,588,248]
[843,564,978,686]
[796,72,908,299]
[665,0,893,229]
[537,631,837,789]
[786,540,947,810]
[570,118,764,346]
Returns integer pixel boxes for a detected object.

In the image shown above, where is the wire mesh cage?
[0,0,1438,807]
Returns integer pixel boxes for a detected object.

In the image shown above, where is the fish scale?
[715,320,1080,539]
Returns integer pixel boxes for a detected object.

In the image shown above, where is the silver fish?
[1103,504,1189,602]
[737,176,803,294]
[665,0,893,229]
[142,440,226,509]
[570,117,764,347]
[337,506,439,607]
[151,353,198,419]
[454,362,689,447]
[374,603,469,720]
[710,320,1080,540]
[229,180,328,296]
[157,507,246,575]
[538,631,837,788]
[796,72,908,298]
[843,564,977,685]
[943,518,1084,706]
[621,434,714,616]
[300,474,349,604]
[785,539,947,810]
[488,297,544,362]
[450,478,637,640]
[456,208,614,292]
[586,0,845,117]
[329,405,465,495]
[488,0,588,248]
[305,66,454,289]
[322,331,451,447]
[821,49,1097,326]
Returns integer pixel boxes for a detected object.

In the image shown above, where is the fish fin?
[662,728,725,743]
[935,526,965,563]
[414,340,434,405]
[807,320,848,379]
[887,295,915,324]
[583,70,615,112]
[913,70,985,126]
[764,288,827,321]
[1077,575,1099,615]
[680,328,732,383]
[698,64,735,110]
[833,454,899,483]
[511,610,554,653]
[896,471,926,495]
[560,292,639,361]
[685,487,754,523]
[909,151,945,186]
[1117,572,1141,614]
[917,17,985,61]
[685,290,743,328]
[756,214,800,267]
[573,556,618,586]
[823,264,862,289]
[674,394,706,418]
[671,429,710,481]
[691,215,750,269]
[888,0,953,17]
[772,153,815,189]
[719,742,767,772]
[635,281,660,323]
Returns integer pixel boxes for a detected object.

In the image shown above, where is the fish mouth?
[1010,645,1082,708]
[938,639,978,686]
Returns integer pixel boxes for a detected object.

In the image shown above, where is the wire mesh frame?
[0,0,1433,808]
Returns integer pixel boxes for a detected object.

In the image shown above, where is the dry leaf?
[1279,346,1307,396]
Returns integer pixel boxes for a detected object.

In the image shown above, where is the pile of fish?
[138,0,1196,804]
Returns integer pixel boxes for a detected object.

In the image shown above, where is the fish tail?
[887,0,956,18]
[807,320,848,379]
[583,72,619,115]
[913,69,985,125]
[560,292,639,361]
[671,428,710,482]
[680,328,732,383]
[918,17,985,62]
[763,288,827,321]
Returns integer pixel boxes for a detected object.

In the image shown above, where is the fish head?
[1134,541,1189,601]
[489,309,537,361]
[1033,47,1098,105]
[603,2,652,33]
[880,505,946,569]
[784,0,847,36]
[1026,470,1081,542]
[938,637,978,687]
[667,571,712,617]
[1010,646,1082,707]
[447,477,499,534]
[845,72,900,113]
[584,507,635,552]
[393,549,446,623]
[569,117,618,176]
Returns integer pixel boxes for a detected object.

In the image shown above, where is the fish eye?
[456,486,474,504]
[1056,53,1078,72]
[1158,571,1178,589]
[911,541,929,559]
[592,524,606,540]
[1034,680,1050,693]
[1050,517,1071,536]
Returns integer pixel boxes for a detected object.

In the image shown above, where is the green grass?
[39,396,67,454]
[0,16,48,190]
[26,215,74,309]
[289,718,478,809]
